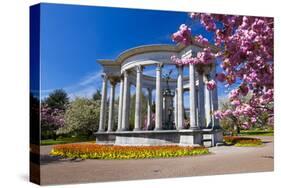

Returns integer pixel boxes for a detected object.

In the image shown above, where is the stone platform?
[95,129,223,147]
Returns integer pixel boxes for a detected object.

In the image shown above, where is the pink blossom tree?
[41,104,65,140]
[171,13,273,130]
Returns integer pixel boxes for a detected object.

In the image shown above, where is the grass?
[239,130,274,136]
[41,136,95,145]
[50,144,209,160]
[224,136,263,147]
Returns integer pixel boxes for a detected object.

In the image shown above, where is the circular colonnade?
[96,43,223,146]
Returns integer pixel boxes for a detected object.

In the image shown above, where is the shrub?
[50,144,209,159]
[57,98,100,136]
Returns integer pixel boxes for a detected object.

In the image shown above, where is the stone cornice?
[97,40,219,67]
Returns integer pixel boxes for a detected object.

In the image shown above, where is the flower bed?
[50,144,209,159]
[223,136,263,147]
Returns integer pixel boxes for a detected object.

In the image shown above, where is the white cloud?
[41,70,103,100]
[68,85,99,99]
[78,70,103,86]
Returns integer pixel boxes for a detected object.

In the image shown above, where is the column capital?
[123,70,130,77]
[135,65,143,73]
[109,79,117,86]
[119,74,124,80]
[101,73,108,81]
[196,63,214,75]
[156,63,164,70]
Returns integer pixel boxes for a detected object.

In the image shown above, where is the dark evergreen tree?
[92,89,102,101]
[44,89,69,110]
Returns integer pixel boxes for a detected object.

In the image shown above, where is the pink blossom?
[171,24,192,45]
[197,47,215,64]
[242,122,251,129]
[172,14,273,126]
[195,35,209,46]
[206,80,216,90]
[171,55,182,65]
[214,111,224,119]
[231,100,241,106]
[251,117,257,123]
[223,109,233,116]
[229,89,239,100]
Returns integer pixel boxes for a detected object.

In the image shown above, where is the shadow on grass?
[262,141,272,144]
[239,131,274,136]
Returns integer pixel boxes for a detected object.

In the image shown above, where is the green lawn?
[41,136,95,145]
[239,130,274,136]
[224,136,263,147]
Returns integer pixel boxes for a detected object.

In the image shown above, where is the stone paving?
[40,136,274,185]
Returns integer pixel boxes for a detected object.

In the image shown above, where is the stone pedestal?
[179,130,203,146]
[95,134,116,145]
[95,130,212,146]
[202,129,224,147]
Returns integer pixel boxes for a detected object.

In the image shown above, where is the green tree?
[57,98,100,137]
[92,89,102,101]
[44,89,69,110]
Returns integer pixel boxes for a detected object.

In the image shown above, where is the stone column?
[155,63,163,130]
[146,88,152,130]
[189,64,198,129]
[196,87,199,126]
[197,70,206,129]
[117,78,124,131]
[121,70,130,131]
[177,65,184,129]
[174,89,178,129]
[107,81,116,132]
[98,73,108,132]
[210,68,220,129]
[134,65,143,131]
[204,73,212,128]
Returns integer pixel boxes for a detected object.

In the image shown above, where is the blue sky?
[40,3,229,105]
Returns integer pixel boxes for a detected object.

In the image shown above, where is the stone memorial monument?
[95,43,223,147]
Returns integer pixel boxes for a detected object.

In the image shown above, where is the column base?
[154,127,162,131]
[118,128,129,132]
[98,129,105,132]
[189,126,200,130]
[133,128,141,131]
[177,127,185,130]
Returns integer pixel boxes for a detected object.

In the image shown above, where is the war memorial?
[95,42,223,147]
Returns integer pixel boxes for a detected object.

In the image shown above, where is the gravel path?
[39,136,274,185]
